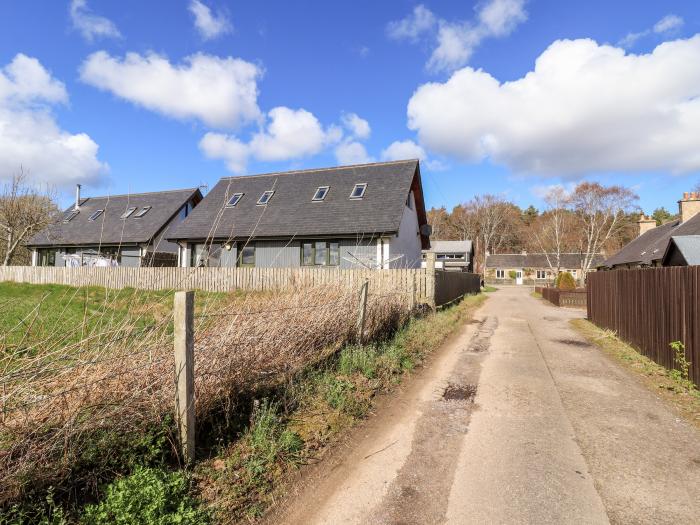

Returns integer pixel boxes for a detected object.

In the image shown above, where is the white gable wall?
[388,191,422,269]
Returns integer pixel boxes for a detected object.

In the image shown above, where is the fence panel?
[433,271,481,306]
[587,267,699,385]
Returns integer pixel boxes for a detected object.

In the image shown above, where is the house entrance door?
[515,270,523,285]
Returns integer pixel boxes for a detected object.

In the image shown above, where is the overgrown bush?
[80,467,208,525]
[556,271,576,290]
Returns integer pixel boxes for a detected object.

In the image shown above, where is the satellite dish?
[420,224,433,236]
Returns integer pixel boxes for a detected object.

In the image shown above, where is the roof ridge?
[78,187,199,201]
[219,159,419,181]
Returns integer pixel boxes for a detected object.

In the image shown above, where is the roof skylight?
[226,193,244,207]
[312,186,329,201]
[88,209,104,221]
[63,210,79,223]
[133,206,151,218]
[120,207,137,219]
[257,190,274,205]
[350,183,367,200]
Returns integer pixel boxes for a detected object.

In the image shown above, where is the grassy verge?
[571,319,700,431]
[530,291,542,299]
[195,293,487,523]
[482,286,498,293]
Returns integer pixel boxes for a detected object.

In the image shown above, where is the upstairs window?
[63,210,79,222]
[226,193,243,207]
[312,186,329,201]
[120,207,137,219]
[350,183,367,199]
[133,206,151,218]
[257,190,274,205]
[88,209,104,221]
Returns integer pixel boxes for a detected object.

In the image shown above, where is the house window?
[406,192,413,209]
[257,191,274,205]
[536,270,547,279]
[133,206,151,218]
[301,241,340,266]
[226,193,243,207]
[120,207,137,219]
[37,248,57,266]
[312,186,329,201]
[571,269,577,277]
[496,269,505,278]
[63,210,79,222]
[88,209,104,221]
[349,183,367,199]
[238,243,255,266]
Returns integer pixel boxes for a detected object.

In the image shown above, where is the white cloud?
[341,112,371,139]
[388,0,527,73]
[654,14,683,34]
[407,36,700,177]
[69,0,121,42]
[381,139,427,161]
[620,13,684,48]
[335,141,374,165]
[189,0,232,40]
[200,107,340,173]
[0,54,106,186]
[80,51,261,129]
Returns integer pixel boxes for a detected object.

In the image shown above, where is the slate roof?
[601,212,700,268]
[28,188,202,247]
[485,253,603,268]
[167,160,427,245]
[429,240,473,254]
[663,236,700,266]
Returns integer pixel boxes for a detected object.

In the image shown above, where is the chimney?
[637,213,656,237]
[678,191,700,223]
[521,249,527,256]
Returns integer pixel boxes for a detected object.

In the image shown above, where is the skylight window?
[312,186,329,201]
[226,193,244,207]
[257,190,274,205]
[88,209,104,221]
[350,183,367,199]
[120,207,137,219]
[63,210,79,223]
[133,206,151,218]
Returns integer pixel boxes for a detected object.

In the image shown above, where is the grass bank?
[571,319,700,431]
[196,292,487,523]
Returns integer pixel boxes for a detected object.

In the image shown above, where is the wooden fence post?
[410,275,416,312]
[174,290,195,465]
[357,279,368,343]
[425,252,437,310]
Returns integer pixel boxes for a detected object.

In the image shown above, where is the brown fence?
[587,267,699,385]
[0,266,481,308]
[540,287,587,308]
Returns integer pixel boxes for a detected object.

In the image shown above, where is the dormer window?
[63,210,79,223]
[226,193,244,207]
[350,183,367,200]
[133,206,151,218]
[120,207,137,219]
[312,186,329,201]
[257,190,274,205]
[88,209,104,221]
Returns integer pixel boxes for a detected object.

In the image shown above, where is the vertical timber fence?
[587,267,700,386]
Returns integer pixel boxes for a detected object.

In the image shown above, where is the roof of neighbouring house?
[166,160,429,248]
[662,235,700,266]
[601,212,700,268]
[428,240,473,254]
[485,253,604,269]
[27,188,202,247]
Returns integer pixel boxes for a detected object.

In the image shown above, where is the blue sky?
[1,1,699,215]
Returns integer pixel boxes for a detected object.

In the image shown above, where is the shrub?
[80,467,208,525]
[508,270,518,280]
[556,271,576,290]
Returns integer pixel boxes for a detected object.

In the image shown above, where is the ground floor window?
[536,270,548,279]
[496,269,505,278]
[37,248,57,266]
[238,243,255,267]
[301,240,340,266]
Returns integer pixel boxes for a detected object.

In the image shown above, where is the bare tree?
[426,207,453,239]
[0,170,57,266]
[530,187,572,273]
[569,182,638,276]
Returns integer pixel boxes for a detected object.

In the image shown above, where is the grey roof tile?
[486,253,603,268]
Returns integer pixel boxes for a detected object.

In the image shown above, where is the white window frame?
[496,269,505,278]
[88,209,103,221]
[133,206,152,218]
[226,193,244,207]
[120,206,137,219]
[349,183,367,200]
[312,186,329,201]
[63,210,79,223]
[257,190,274,205]
[536,269,547,279]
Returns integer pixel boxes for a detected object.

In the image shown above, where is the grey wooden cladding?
[587,267,699,386]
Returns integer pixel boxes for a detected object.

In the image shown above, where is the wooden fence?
[539,287,587,308]
[0,266,481,308]
[587,267,699,385]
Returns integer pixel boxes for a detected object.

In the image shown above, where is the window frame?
[301,240,340,267]
[257,190,274,206]
[63,210,79,223]
[88,209,104,221]
[226,193,244,207]
[349,183,367,200]
[496,269,505,279]
[536,269,547,279]
[133,206,152,218]
[120,206,137,219]
[312,186,329,201]
[237,243,256,267]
